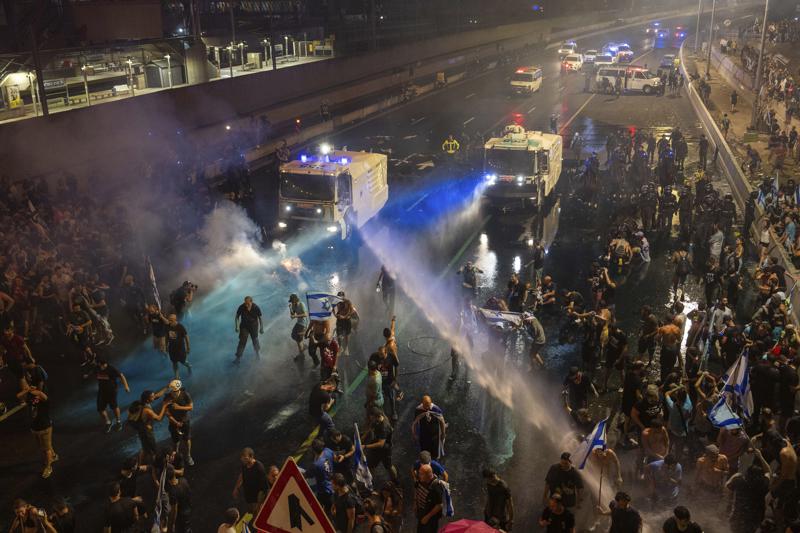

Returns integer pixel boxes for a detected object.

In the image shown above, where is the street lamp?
[127,59,135,96]
[81,64,91,106]
[227,45,234,78]
[164,54,173,88]
[238,42,245,67]
[694,0,703,53]
[751,0,771,129]
[284,36,289,60]
[705,0,717,78]
[262,39,269,69]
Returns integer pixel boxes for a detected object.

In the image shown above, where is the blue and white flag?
[478,308,523,328]
[440,479,455,517]
[574,417,608,470]
[757,173,779,206]
[306,292,343,320]
[709,352,753,429]
[353,423,373,491]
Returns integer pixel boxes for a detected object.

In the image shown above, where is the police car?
[557,41,577,58]
[562,54,583,72]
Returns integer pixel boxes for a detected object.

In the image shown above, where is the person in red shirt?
[319,337,340,382]
[2,322,33,384]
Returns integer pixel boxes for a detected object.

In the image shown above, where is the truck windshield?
[485,149,534,175]
[280,173,334,201]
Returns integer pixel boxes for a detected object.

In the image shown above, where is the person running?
[94,358,130,433]
[234,296,263,364]
[289,294,308,359]
[165,380,195,466]
[166,314,191,379]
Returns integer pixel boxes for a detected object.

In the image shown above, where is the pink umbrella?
[439,519,499,533]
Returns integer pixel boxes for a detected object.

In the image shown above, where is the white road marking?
[411,117,427,125]
[527,105,537,114]
[463,117,475,125]
[406,192,430,211]
[403,134,418,140]
[465,93,476,99]
[558,94,595,134]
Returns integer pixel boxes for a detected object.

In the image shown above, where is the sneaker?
[105,422,113,434]
[116,421,123,432]
[186,456,195,466]
[42,466,53,479]
[51,454,59,463]
[232,358,241,365]
[186,363,193,376]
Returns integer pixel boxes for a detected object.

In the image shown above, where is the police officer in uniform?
[677,186,694,242]
[442,134,460,165]
[657,146,676,187]
[658,185,677,232]
[720,193,737,240]
[743,190,759,242]
[640,183,658,232]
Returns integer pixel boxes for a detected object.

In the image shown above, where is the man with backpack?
[672,248,691,297]
[414,464,444,533]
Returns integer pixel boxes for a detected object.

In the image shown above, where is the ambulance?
[277,146,389,239]
[483,125,562,210]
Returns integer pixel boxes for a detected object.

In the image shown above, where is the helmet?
[724,193,733,201]
[169,380,182,392]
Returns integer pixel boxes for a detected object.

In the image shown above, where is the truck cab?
[483,125,562,211]
[277,149,388,239]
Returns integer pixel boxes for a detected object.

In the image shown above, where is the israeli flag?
[757,173,779,207]
[478,308,523,328]
[709,352,753,428]
[353,423,373,491]
[574,417,608,470]
[306,292,342,320]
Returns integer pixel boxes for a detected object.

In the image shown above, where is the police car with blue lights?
[277,145,389,239]
[602,42,634,63]
[482,125,562,211]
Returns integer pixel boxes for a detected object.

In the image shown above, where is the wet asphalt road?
[0,8,759,533]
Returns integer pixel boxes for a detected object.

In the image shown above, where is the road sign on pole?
[253,457,335,533]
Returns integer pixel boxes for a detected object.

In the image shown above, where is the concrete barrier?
[710,46,755,92]
[678,37,800,321]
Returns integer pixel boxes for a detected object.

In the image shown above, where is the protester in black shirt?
[167,467,192,533]
[165,380,194,466]
[17,382,57,479]
[414,464,443,533]
[543,453,584,509]
[103,482,139,533]
[232,447,269,515]
[118,456,148,499]
[49,499,76,533]
[234,296,263,364]
[539,493,575,533]
[597,491,641,533]
[95,359,130,433]
[166,314,191,379]
[147,304,168,355]
[483,467,513,530]
[326,428,355,483]
[662,506,702,533]
[563,367,597,414]
[309,379,336,438]
[363,407,399,483]
[331,474,357,533]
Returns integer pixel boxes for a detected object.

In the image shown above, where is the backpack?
[676,255,690,276]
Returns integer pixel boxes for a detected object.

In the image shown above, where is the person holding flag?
[305,292,343,366]
[352,423,373,492]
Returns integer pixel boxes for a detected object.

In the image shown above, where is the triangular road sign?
[253,457,335,533]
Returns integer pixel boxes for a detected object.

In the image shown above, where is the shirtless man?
[641,418,670,470]
[656,320,682,382]
[772,437,798,524]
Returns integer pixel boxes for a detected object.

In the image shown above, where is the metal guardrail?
[678,37,800,321]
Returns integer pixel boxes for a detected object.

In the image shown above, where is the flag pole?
[597,461,605,512]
